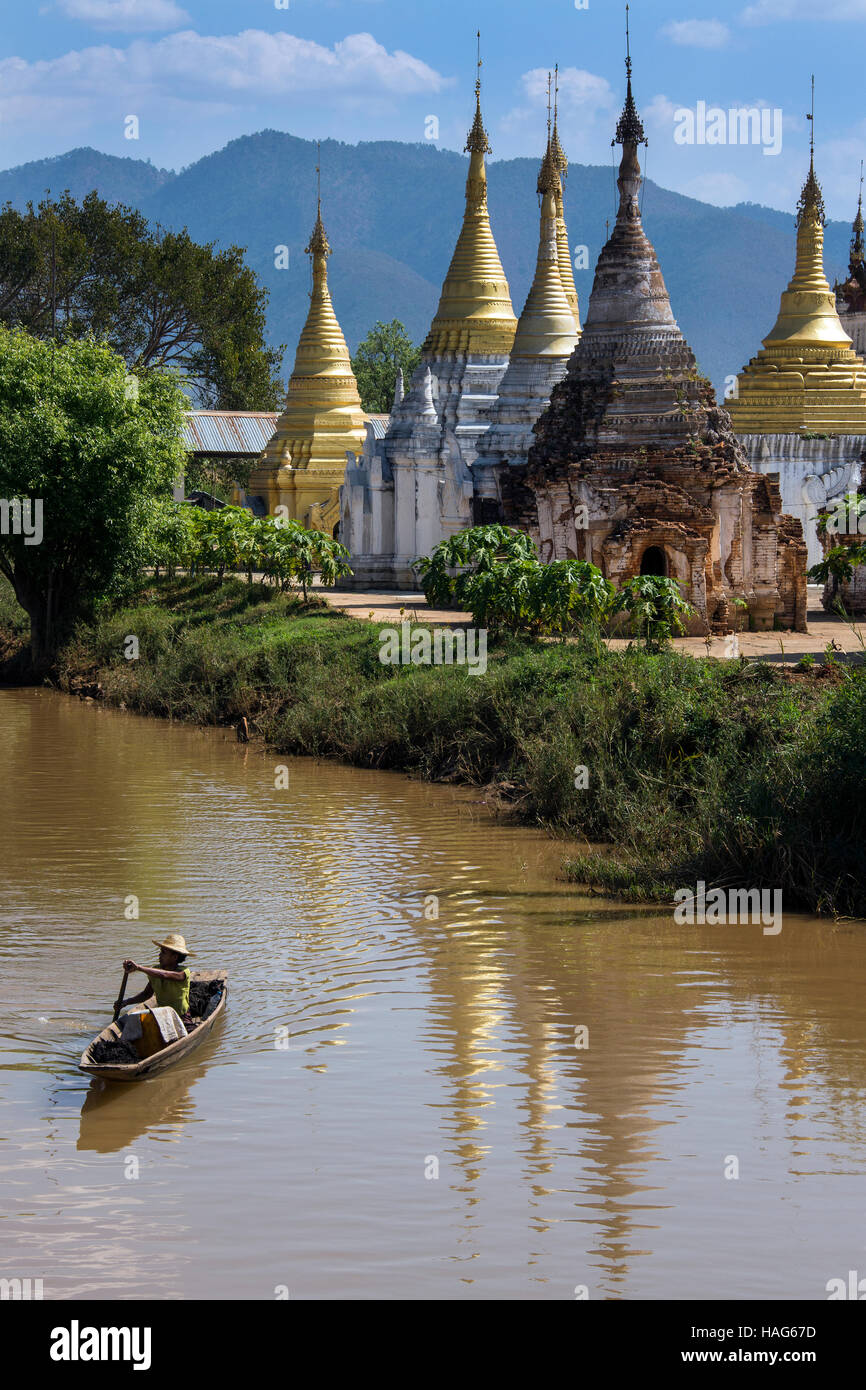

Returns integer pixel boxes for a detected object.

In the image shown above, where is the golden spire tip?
[465,30,490,154]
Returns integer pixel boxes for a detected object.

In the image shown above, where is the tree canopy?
[0,325,187,671]
[351,319,421,414]
[0,191,284,409]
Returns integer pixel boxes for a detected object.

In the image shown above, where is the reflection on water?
[77,1057,213,1153]
[0,686,865,1300]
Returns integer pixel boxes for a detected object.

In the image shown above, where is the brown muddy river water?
[0,686,864,1301]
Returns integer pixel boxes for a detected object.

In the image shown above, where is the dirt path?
[320,585,864,663]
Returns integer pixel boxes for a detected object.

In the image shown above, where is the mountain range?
[0,133,858,400]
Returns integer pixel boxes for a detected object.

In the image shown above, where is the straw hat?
[152,933,194,958]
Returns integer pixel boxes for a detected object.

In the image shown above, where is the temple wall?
[738,433,866,567]
[838,308,866,360]
[339,353,511,590]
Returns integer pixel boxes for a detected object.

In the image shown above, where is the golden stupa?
[510,133,580,359]
[729,142,866,435]
[423,61,517,358]
[249,197,367,531]
[549,69,581,334]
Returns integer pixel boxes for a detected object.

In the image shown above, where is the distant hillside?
[0,135,857,398]
[0,147,172,209]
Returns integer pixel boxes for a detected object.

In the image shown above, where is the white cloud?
[501,66,617,151]
[682,171,751,205]
[661,19,731,48]
[521,65,615,115]
[56,0,190,30]
[0,29,448,127]
[742,0,866,22]
[644,95,678,129]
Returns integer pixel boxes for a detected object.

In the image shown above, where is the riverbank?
[2,574,864,916]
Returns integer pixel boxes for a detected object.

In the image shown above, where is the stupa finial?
[306,142,330,257]
[547,71,552,145]
[551,63,568,177]
[797,77,825,228]
[538,75,560,196]
[614,5,646,148]
[853,161,865,269]
[465,30,490,155]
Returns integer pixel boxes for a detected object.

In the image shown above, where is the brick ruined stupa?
[502,47,807,635]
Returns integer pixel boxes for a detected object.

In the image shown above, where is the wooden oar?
[113,968,130,1023]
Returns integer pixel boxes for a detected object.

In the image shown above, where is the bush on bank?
[2,574,863,917]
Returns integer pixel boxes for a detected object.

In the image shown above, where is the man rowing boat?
[120,933,194,1028]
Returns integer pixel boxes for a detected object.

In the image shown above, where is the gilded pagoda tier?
[510,170,580,360]
[423,95,517,358]
[729,155,866,434]
[253,199,367,528]
[555,193,581,333]
[549,112,581,332]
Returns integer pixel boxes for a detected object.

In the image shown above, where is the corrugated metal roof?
[368,414,391,439]
[183,410,392,452]
[183,411,279,456]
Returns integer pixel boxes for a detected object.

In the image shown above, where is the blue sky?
[2,0,866,218]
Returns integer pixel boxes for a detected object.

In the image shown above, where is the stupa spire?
[548,64,581,333]
[510,102,580,360]
[253,156,366,521]
[422,33,517,357]
[762,86,849,350]
[577,15,678,341]
[296,184,355,381]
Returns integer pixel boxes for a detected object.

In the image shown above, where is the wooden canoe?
[78,970,227,1081]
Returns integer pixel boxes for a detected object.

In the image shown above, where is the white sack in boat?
[148,1007,187,1043]
[119,1004,186,1045]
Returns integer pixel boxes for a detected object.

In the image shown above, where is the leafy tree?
[351,319,421,414]
[0,326,187,672]
[145,502,353,597]
[415,527,615,636]
[0,191,284,409]
[612,575,695,652]
[254,516,351,598]
[415,526,536,606]
[528,560,615,638]
[143,499,198,579]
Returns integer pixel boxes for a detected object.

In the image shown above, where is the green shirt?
[152,967,191,1016]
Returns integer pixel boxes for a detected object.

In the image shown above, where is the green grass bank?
[1,575,864,918]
